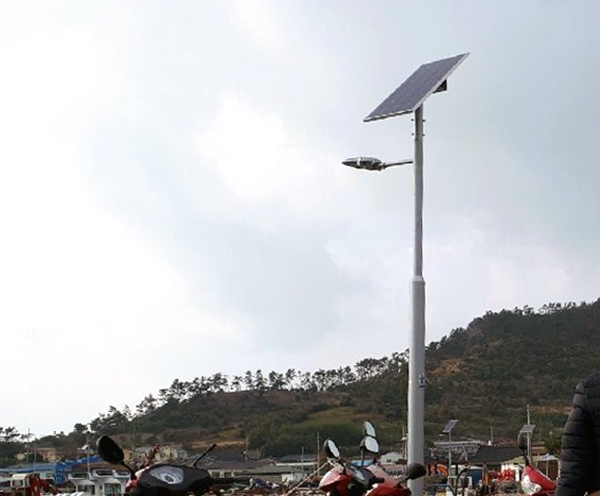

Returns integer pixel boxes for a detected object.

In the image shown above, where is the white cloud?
[324,210,600,359]
[223,0,287,54]
[0,43,250,435]
[424,215,600,340]
[1,0,599,439]
[0,141,249,433]
[196,94,353,212]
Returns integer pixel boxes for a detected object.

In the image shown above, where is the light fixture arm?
[342,157,413,171]
[381,159,414,170]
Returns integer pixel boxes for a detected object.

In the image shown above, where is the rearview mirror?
[363,421,377,438]
[360,435,379,454]
[97,436,137,480]
[97,436,125,464]
[406,463,427,480]
[323,439,341,459]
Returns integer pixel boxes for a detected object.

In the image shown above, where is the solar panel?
[442,419,458,433]
[519,424,536,435]
[364,53,469,122]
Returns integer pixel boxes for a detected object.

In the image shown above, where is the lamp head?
[342,156,384,171]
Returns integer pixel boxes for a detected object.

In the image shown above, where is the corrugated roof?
[243,466,295,475]
[206,459,274,471]
[277,454,317,463]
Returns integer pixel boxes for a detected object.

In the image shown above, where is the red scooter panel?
[366,480,411,496]
[521,464,556,496]
[319,466,354,496]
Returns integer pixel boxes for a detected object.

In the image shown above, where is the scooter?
[363,466,424,496]
[517,432,556,496]
[96,435,234,496]
[361,421,425,496]
[319,436,376,496]
[319,421,425,496]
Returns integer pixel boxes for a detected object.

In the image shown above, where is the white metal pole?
[408,104,426,496]
[527,405,532,462]
[448,432,452,479]
[316,432,320,477]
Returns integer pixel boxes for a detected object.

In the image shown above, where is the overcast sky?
[1,1,599,437]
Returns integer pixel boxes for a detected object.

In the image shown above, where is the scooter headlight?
[148,466,184,485]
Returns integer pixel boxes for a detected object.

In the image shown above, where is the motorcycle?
[319,437,375,496]
[517,432,556,496]
[319,421,426,496]
[96,435,234,496]
[361,421,426,496]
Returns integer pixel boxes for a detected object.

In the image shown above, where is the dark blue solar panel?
[364,53,469,122]
[442,419,458,433]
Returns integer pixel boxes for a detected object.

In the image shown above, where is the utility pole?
[316,432,320,476]
[527,405,532,460]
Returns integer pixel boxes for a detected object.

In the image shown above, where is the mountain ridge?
[10,298,599,465]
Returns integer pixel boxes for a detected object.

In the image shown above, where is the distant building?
[32,447,62,463]
[433,440,482,459]
[380,452,404,465]
[129,445,188,465]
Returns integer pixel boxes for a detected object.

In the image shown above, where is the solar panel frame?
[519,424,536,434]
[442,419,458,433]
[364,53,469,122]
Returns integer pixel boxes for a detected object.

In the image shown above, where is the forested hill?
[22,298,600,461]
[425,299,600,443]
